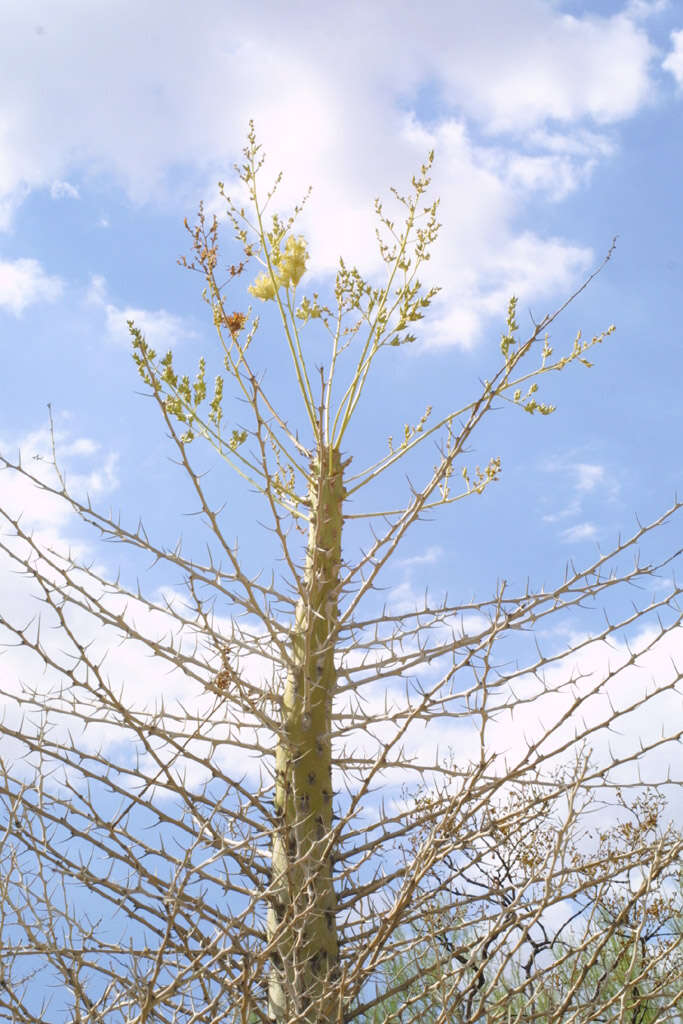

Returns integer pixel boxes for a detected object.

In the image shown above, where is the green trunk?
[268,445,345,1023]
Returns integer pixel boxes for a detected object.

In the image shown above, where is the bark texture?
[267,445,345,1023]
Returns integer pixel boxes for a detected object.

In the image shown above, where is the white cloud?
[61,437,98,457]
[397,546,444,568]
[0,420,119,536]
[384,581,422,616]
[662,28,683,86]
[543,503,579,524]
[496,623,682,790]
[1,420,680,825]
[0,419,273,796]
[0,257,63,315]
[574,462,605,493]
[86,273,197,348]
[433,5,655,131]
[541,459,618,534]
[527,127,616,158]
[626,0,670,20]
[562,522,598,542]
[501,153,586,202]
[387,116,594,347]
[0,426,121,779]
[50,179,79,199]
[0,0,661,345]
[336,610,682,828]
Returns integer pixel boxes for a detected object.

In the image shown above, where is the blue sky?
[1,1,682,799]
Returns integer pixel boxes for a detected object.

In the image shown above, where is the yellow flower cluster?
[248,235,308,301]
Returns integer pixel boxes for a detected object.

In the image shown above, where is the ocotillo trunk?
[267,445,345,1023]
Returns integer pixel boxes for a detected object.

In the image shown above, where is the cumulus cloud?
[336,605,682,826]
[0,422,121,783]
[0,257,63,315]
[0,418,272,793]
[500,153,587,202]
[0,0,663,345]
[0,420,119,538]
[373,114,595,347]
[662,28,683,85]
[86,273,197,348]
[493,623,682,793]
[433,5,655,131]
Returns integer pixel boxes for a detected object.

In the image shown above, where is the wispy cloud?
[397,545,444,568]
[542,459,618,535]
[626,0,670,21]
[562,522,598,543]
[574,462,605,493]
[50,179,79,199]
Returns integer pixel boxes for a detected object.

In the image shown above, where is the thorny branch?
[1,126,681,1023]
